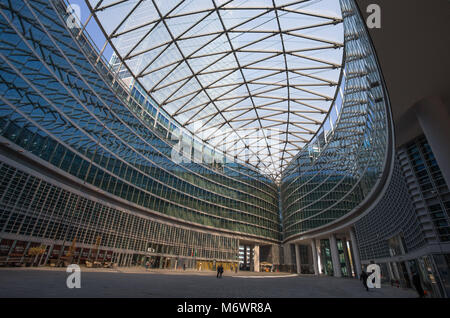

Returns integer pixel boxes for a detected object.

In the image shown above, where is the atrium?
[0,0,449,298]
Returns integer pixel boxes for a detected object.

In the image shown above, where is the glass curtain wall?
[281,0,392,240]
[0,0,280,243]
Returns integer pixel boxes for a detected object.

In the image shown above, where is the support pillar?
[253,245,260,272]
[387,262,395,281]
[250,246,255,271]
[317,240,323,275]
[342,238,352,277]
[391,262,401,281]
[311,240,319,276]
[6,240,17,263]
[295,244,301,274]
[415,96,450,186]
[38,245,48,266]
[349,227,362,278]
[21,242,31,264]
[243,246,247,269]
[329,234,342,278]
[44,244,53,266]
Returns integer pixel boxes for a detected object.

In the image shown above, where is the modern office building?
[0,0,449,297]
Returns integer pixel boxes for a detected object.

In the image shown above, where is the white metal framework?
[86,0,344,180]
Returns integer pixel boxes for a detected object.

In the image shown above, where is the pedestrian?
[217,264,221,278]
[412,271,425,298]
[219,264,224,278]
[360,270,369,291]
[183,263,186,271]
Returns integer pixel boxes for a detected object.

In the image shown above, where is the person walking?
[217,264,224,278]
[360,270,369,291]
[412,271,425,298]
[217,264,221,278]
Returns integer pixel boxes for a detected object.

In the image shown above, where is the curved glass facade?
[87,0,345,180]
[0,0,393,269]
[0,0,279,255]
[280,0,393,241]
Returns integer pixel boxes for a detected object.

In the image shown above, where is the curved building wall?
[280,0,393,241]
[0,158,240,266]
[0,0,280,267]
[354,158,426,261]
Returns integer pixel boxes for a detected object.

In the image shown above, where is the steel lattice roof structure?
[86,0,345,180]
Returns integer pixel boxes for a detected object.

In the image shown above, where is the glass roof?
[87,0,344,180]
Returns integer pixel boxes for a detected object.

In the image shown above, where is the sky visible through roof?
[68,0,344,181]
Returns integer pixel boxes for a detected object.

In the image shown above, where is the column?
[38,245,48,266]
[329,234,342,278]
[271,244,280,266]
[43,244,53,266]
[391,262,401,281]
[349,227,362,278]
[23,242,32,263]
[295,244,301,274]
[6,240,17,263]
[243,246,247,269]
[57,243,66,263]
[77,248,83,265]
[316,240,323,275]
[253,245,260,272]
[283,244,292,266]
[415,96,450,186]
[249,246,254,271]
[387,262,395,281]
[311,240,319,276]
[404,262,413,287]
[342,238,352,277]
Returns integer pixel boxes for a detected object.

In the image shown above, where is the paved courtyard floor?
[0,268,417,298]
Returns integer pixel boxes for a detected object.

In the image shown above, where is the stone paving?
[0,268,418,298]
